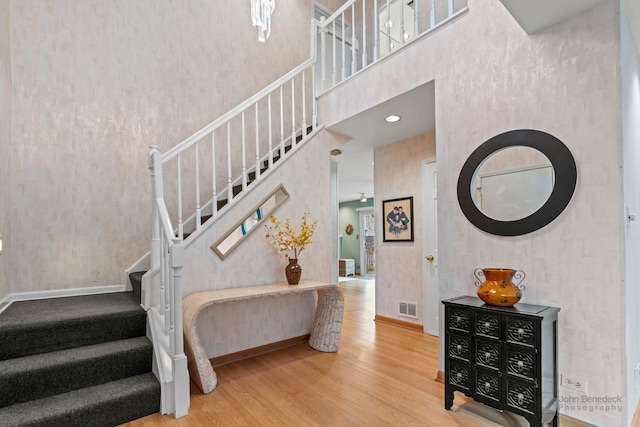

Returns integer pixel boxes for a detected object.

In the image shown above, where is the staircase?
[0,291,160,426]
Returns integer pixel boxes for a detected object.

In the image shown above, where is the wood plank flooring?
[121,278,588,427]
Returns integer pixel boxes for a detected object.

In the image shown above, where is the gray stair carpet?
[0,292,160,426]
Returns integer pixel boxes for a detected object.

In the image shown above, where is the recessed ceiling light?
[385,115,401,123]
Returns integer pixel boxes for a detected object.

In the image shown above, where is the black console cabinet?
[442,296,560,427]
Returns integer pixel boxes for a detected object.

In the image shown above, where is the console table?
[183,281,344,394]
[442,296,559,427]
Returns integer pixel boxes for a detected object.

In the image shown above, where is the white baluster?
[400,0,405,46]
[311,65,317,129]
[241,111,247,191]
[302,71,307,138]
[414,0,420,39]
[227,121,232,202]
[362,0,367,68]
[255,102,260,180]
[211,131,217,215]
[320,17,327,92]
[449,0,454,18]
[162,237,169,332]
[268,93,273,168]
[351,4,357,73]
[430,0,436,28]
[177,154,183,239]
[387,0,392,53]
[279,86,285,158]
[195,142,201,231]
[373,0,379,61]
[291,78,296,146]
[341,13,346,80]
[332,20,337,86]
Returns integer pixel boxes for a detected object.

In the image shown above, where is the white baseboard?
[0,293,11,315]
[4,285,127,308]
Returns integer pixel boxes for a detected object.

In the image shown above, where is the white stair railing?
[143,59,317,417]
[316,0,467,94]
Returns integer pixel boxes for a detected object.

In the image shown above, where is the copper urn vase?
[474,268,526,307]
[285,258,302,285]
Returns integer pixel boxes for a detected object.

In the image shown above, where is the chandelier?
[251,0,275,42]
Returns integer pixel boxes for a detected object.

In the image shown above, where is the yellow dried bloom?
[264,212,318,259]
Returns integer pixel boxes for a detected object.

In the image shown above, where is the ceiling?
[330,0,638,204]
[329,82,436,203]
[499,0,639,56]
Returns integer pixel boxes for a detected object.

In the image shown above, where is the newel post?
[149,146,163,272]
[170,238,190,417]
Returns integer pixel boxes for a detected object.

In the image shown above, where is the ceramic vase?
[474,268,526,307]
[285,258,302,285]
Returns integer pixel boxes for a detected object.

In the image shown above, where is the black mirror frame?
[457,129,577,236]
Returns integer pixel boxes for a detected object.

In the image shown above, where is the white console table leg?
[308,287,344,352]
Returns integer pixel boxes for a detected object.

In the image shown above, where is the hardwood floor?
[121,278,587,427]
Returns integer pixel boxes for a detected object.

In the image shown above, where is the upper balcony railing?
[315,0,468,94]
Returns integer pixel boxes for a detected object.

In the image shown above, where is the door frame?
[422,158,438,335]
[357,206,375,277]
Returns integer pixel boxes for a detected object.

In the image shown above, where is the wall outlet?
[561,374,588,394]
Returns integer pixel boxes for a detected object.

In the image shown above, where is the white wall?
[319,0,624,424]
[0,0,11,303]
[6,0,313,294]
[622,6,640,423]
[374,131,435,324]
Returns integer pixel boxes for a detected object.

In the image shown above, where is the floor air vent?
[399,301,417,318]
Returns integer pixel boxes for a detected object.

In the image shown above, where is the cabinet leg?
[444,387,454,410]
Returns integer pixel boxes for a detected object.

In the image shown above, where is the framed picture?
[382,197,414,242]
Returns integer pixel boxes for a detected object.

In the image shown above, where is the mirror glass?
[472,146,554,221]
[212,185,289,259]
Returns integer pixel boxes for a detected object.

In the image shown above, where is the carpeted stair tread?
[0,336,153,408]
[0,292,146,360]
[0,372,160,427]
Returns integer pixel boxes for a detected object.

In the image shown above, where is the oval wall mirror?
[473,146,553,222]
[457,129,577,236]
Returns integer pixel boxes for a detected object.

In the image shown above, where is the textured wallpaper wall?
[319,0,624,425]
[0,0,11,302]
[7,0,312,293]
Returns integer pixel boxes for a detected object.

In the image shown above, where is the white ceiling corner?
[499,0,607,34]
